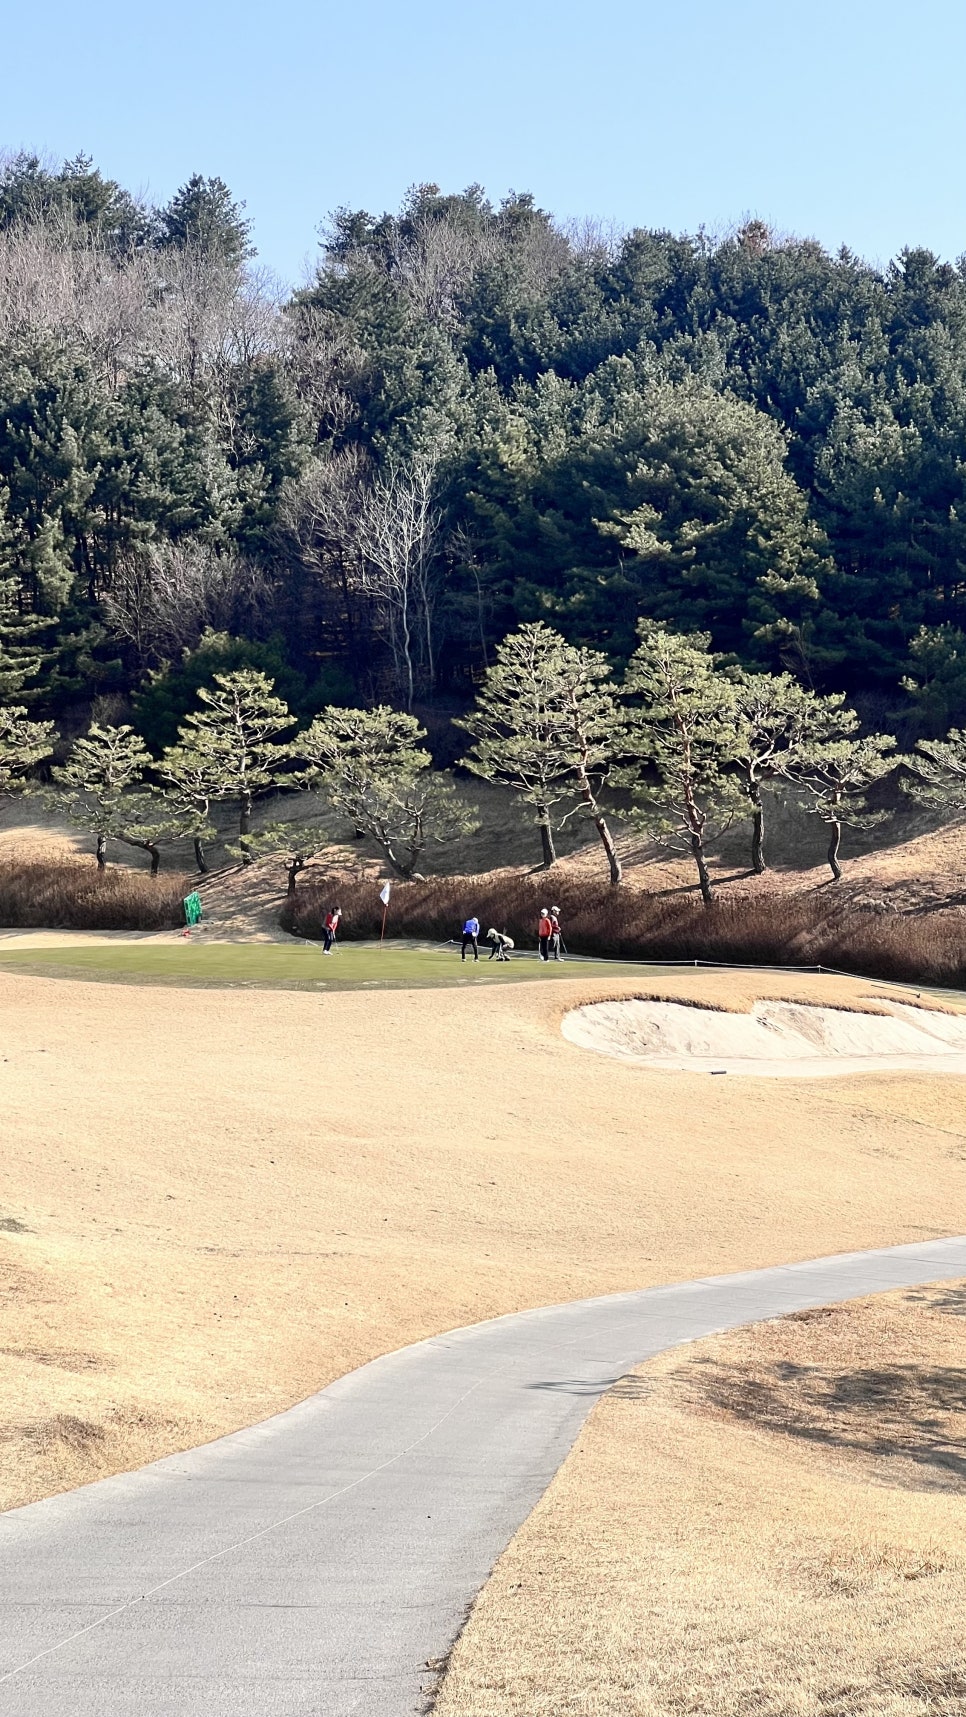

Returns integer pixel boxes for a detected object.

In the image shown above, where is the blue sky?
[4,0,965,284]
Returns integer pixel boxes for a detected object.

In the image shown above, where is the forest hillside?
[4,153,966,744]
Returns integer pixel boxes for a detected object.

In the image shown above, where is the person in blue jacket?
[461,915,480,961]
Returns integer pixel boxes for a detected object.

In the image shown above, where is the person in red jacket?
[322,906,341,954]
[537,908,552,962]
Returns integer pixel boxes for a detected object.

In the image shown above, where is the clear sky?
[3,0,965,284]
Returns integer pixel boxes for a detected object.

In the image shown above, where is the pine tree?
[791,734,898,879]
[901,626,966,735]
[51,724,154,867]
[154,752,218,874]
[0,705,56,804]
[619,622,746,906]
[902,730,966,822]
[157,175,253,267]
[728,670,857,873]
[299,706,478,879]
[0,573,50,702]
[160,670,295,864]
[460,622,623,883]
[110,792,186,876]
[238,814,333,896]
[458,623,580,868]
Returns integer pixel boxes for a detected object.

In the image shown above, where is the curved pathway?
[2,1236,965,1717]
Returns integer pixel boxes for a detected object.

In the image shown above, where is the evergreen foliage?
[160,670,296,861]
[7,161,966,893]
[134,631,314,755]
[156,174,253,267]
[299,705,479,877]
[903,730,966,818]
[51,723,155,866]
[791,733,899,880]
[901,626,966,737]
[0,575,50,700]
[728,670,857,873]
[619,622,746,905]
[459,621,615,869]
[0,704,56,802]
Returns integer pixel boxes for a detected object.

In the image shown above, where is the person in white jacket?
[486,927,514,962]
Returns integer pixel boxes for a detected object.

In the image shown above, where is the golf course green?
[0,941,654,991]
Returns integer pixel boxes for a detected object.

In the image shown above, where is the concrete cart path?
[2,1235,965,1717]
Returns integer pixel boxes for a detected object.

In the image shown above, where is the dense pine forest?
[4,151,966,744]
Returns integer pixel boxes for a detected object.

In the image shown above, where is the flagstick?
[377,881,391,946]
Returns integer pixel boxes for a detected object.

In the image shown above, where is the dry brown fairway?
[2,964,966,1511]
[435,1280,966,1717]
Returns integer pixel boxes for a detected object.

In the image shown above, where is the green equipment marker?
[183,891,203,927]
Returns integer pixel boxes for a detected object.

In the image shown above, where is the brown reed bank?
[0,861,187,932]
[285,869,966,988]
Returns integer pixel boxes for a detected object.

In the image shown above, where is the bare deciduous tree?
[103,542,270,665]
[353,454,442,708]
[0,222,287,402]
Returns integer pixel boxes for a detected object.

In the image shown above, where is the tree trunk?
[193,837,209,874]
[418,567,435,694]
[827,820,842,881]
[691,833,714,906]
[117,835,162,876]
[595,812,622,886]
[750,785,765,874]
[373,831,410,880]
[576,769,622,885]
[95,833,107,869]
[287,856,305,896]
[536,803,557,869]
[401,602,414,712]
[239,791,253,865]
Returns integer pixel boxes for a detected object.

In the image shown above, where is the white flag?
[379,882,391,906]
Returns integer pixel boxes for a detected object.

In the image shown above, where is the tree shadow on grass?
[686,1353,966,1492]
[905,1284,966,1317]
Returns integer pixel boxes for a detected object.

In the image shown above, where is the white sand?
[561,996,966,1077]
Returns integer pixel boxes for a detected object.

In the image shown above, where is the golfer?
[322,906,341,954]
[537,907,553,962]
[486,927,514,962]
[549,905,563,961]
[461,915,480,961]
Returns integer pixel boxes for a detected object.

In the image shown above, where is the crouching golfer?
[538,907,553,962]
[486,927,514,962]
[322,905,341,954]
[461,914,480,961]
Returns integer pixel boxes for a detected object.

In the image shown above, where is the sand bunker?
[562,996,966,1077]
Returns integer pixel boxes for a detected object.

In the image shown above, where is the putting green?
[0,942,653,992]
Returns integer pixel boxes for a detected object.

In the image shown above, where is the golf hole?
[561,997,966,1078]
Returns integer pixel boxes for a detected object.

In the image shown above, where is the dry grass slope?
[2,964,966,1512]
[435,1281,966,1717]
